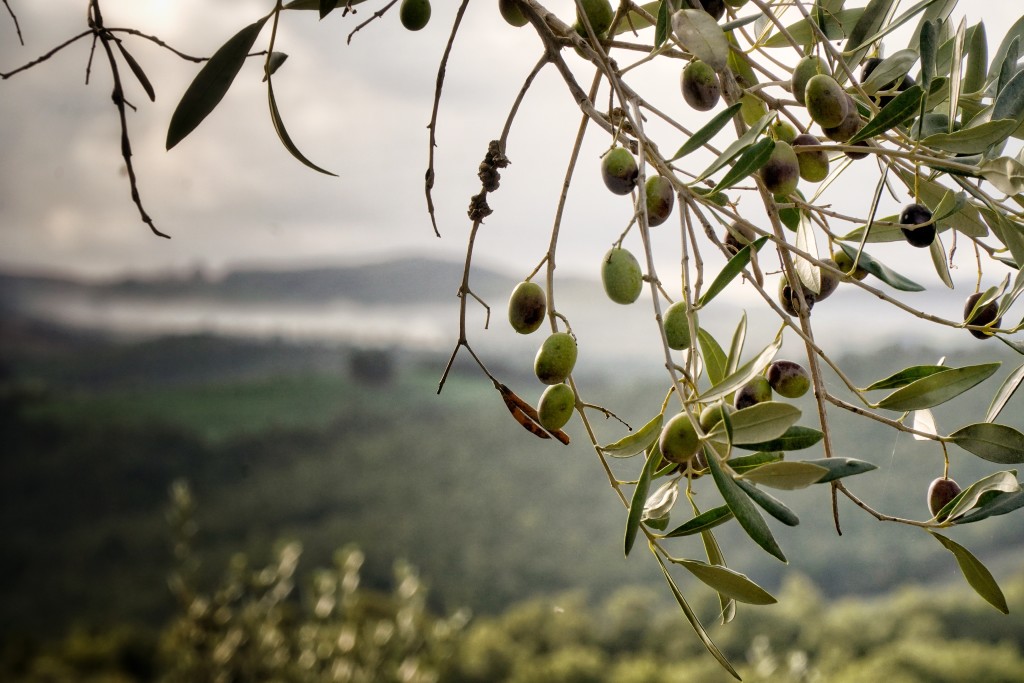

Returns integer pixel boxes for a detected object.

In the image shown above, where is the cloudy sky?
[0,0,1019,294]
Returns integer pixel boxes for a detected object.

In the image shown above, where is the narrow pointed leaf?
[861,49,919,95]
[702,139,775,198]
[836,242,925,291]
[849,85,924,144]
[739,461,829,490]
[114,41,156,102]
[729,451,785,473]
[929,234,954,289]
[708,401,801,446]
[735,479,800,525]
[843,0,895,70]
[863,365,949,391]
[876,363,1000,411]
[705,446,787,562]
[795,212,820,294]
[930,532,1009,613]
[677,559,778,605]
[733,426,823,452]
[625,446,661,556]
[919,19,938,86]
[979,155,1024,196]
[663,505,734,538]
[643,479,680,521]
[698,332,782,404]
[659,563,741,679]
[991,15,1024,78]
[616,1,661,33]
[601,414,664,457]
[979,208,1024,267]
[267,79,337,176]
[698,236,769,308]
[694,112,775,182]
[672,9,729,71]
[997,36,1020,96]
[913,408,938,441]
[698,328,728,387]
[922,119,1018,154]
[846,0,942,53]
[803,457,878,482]
[726,313,747,376]
[986,362,1024,423]
[699,523,735,624]
[993,69,1024,131]
[947,422,1024,464]
[763,9,865,49]
[670,103,743,161]
[654,0,672,49]
[937,470,1020,523]
[963,22,987,95]
[957,489,1024,524]
[167,17,269,150]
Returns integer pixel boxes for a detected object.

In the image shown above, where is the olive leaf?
[936,470,1020,523]
[699,524,736,625]
[697,237,770,308]
[930,532,1009,613]
[672,9,730,71]
[267,78,337,176]
[735,479,800,525]
[733,426,824,452]
[963,21,987,96]
[662,505,734,538]
[913,408,938,441]
[922,119,1019,154]
[946,422,1024,464]
[707,401,801,447]
[642,479,680,522]
[849,85,924,144]
[658,562,741,679]
[764,9,864,49]
[835,243,926,291]
[698,327,729,387]
[802,458,878,483]
[694,112,775,182]
[675,559,778,605]
[978,155,1024,196]
[670,103,743,161]
[167,16,269,150]
[729,451,785,474]
[726,313,747,377]
[861,49,919,95]
[699,332,782,404]
[114,41,156,102]
[843,0,896,71]
[863,364,949,391]
[705,446,787,563]
[956,489,1024,524]
[600,414,664,458]
[624,445,661,556]
[875,363,1000,411]
[986,362,1024,423]
[739,461,830,490]
[701,139,776,198]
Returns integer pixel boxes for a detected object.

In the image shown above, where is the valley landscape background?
[1,256,1023,682]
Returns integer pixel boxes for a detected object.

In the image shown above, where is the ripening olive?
[792,133,829,182]
[534,332,578,385]
[861,56,916,108]
[899,203,935,248]
[805,74,849,128]
[928,477,962,519]
[690,0,726,20]
[538,383,575,431]
[699,402,734,432]
[760,140,800,196]
[817,259,841,301]
[663,301,691,350]
[833,248,868,280]
[645,176,675,226]
[734,376,772,410]
[767,360,810,398]
[681,60,721,111]
[508,281,547,334]
[822,95,863,143]
[601,247,644,305]
[791,55,829,106]
[771,120,799,143]
[660,412,701,464]
[576,0,613,36]
[963,292,1002,339]
[601,147,639,195]
[499,0,529,27]
[724,222,755,255]
[399,0,431,31]
[779,274,815,316]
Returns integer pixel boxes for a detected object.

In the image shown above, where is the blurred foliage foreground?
[2,480,1022,683]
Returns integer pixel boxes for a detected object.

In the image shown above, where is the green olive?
[538,383,575,431]
[534,332,578,385]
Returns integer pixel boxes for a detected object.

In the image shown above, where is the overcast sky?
[0,0,1020,291]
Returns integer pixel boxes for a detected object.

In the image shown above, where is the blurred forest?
[2,295,1023,680]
